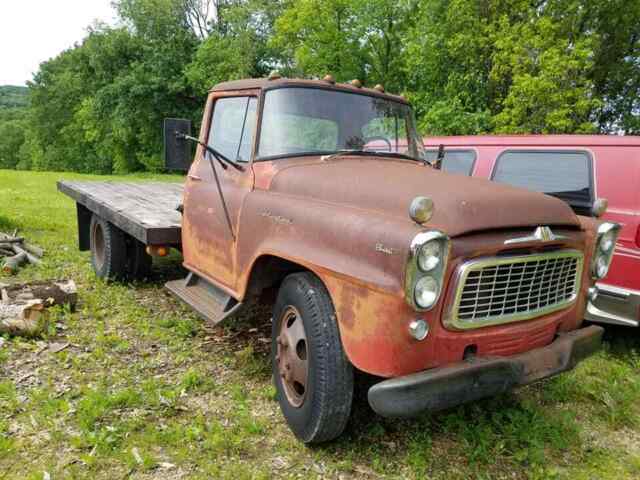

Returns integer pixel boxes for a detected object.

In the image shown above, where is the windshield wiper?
[322,149,422,163]
[177,133,244,172]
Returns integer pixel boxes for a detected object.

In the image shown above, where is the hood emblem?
[504,226,567,245]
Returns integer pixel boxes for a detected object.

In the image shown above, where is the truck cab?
[63,76,618,444]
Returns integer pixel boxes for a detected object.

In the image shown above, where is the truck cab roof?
[209,77,408,104]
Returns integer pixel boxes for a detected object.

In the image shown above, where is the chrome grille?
[446,250,583,330]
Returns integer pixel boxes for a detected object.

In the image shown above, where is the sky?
[0,1,117,86]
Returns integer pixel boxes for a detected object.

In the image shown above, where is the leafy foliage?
[0,85,29,109]
[1,0,639,173]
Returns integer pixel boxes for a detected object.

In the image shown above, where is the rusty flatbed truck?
[59,74,618,443]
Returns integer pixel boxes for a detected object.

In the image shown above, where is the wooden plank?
[57,181,184,245]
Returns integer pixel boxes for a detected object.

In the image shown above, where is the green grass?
[1,169,639,479]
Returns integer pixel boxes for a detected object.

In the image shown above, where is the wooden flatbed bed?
[57,181,184,246]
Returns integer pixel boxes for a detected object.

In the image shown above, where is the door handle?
[188,174,202,181]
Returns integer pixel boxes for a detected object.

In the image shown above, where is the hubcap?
[276,306,308,407]
[92,222,105,270]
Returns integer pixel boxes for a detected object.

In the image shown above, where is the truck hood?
[268,157,580,237]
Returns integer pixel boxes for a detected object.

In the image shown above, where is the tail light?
[636,224,640,249]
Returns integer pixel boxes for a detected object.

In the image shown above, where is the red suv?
[421,135,640,328]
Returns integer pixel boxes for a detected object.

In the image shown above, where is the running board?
[165,273,243,325]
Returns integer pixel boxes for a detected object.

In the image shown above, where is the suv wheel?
[272,272,353,443]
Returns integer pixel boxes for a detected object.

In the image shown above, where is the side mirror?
[163,118,192,171]
[591,198,608,218]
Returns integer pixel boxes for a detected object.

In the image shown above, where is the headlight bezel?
[405,230,450,311]
[591,222,621,279]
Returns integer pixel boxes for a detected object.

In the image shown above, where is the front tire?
[272,272,353,443]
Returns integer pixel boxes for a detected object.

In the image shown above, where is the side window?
[424,149,476,176]
[208,96,257,162]
[492,151,593,202]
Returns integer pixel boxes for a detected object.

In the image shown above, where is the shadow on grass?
[320,383,582,474]
[600,322,640,362]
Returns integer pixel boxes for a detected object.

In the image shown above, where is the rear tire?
[272,272,354,443]
[89,214,127,280]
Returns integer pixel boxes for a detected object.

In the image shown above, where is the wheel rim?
[276,306,309,408]
[92,222,105,271]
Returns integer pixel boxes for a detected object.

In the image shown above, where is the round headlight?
[418,240,442,272]
[600,230,616,253]
[596,254,609,278]
[414,276,439,309]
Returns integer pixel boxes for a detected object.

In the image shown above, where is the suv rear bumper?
[586,283,640,327]
[368,325,603,418]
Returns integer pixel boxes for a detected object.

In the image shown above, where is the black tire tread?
[274,272,354,443]
[90,215,128,280]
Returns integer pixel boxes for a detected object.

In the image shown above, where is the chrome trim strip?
[597,282,640,298]
[444,250,584,330]
[504,226,567,245]
[585,283,640,327]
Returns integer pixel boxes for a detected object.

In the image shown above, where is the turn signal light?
[146,245,169,257]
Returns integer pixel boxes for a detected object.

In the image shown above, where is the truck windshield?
[257,87,425,161]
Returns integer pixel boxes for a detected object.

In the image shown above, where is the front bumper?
[586,283,640,327]
[368,325,603,418]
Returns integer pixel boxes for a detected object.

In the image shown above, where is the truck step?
[165,273,242,325]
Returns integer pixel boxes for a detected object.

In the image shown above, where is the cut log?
[23,243,44,258]
[7,280,78,307]
[2,252,27,273]
[0,280,77,337]
[0,237,24,244]
[11,244,41,265]
[0,300,46,337]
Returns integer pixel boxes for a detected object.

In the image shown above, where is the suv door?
[182,92,258,290]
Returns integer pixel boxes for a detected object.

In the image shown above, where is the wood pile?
[0,230,44,274]
[0,280,77,336]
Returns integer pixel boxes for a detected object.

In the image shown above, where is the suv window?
[492,150,593,211]
[208,96,257,162]
[424,149,475,175]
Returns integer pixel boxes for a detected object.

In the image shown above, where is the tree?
[491,14,600,133]
[5,0,640,174]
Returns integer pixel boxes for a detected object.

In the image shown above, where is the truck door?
[182,91,258,290]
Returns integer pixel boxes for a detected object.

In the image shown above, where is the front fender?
[235,189,425,376]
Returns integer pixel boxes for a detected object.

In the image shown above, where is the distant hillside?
[0,85,29,110]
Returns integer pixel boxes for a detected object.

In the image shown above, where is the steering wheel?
[363,135,392,152]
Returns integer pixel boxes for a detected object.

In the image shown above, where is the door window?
[208,96,257,162]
